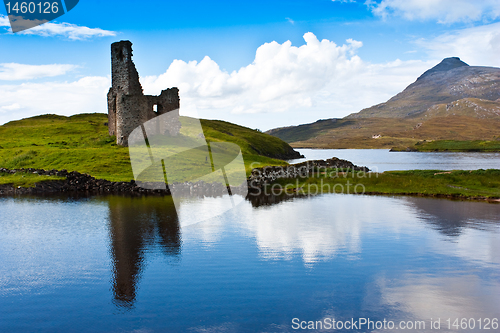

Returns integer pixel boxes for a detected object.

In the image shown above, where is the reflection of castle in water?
[107,196,181,307]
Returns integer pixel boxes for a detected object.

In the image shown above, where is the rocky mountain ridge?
[348,57,500,119]
[267,57,500,148]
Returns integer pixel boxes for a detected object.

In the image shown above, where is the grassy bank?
[268,169,500,199]
[0,113,291,182]
[0,171,65,188]
[409,140,500,152]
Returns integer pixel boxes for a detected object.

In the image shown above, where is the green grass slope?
[271,169,500,199]
[408,140,500,152]
[199,118,300,160]
[0,113,292,182]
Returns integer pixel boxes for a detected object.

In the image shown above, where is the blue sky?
[1,0,500,129]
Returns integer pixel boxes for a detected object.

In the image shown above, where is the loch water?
[0,150,499,332]
[292,149,500,172]
[0,193,499,332]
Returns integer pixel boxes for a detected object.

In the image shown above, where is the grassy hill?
[271,169,500,199]
[0,113,295,182]
[402,140,500,152]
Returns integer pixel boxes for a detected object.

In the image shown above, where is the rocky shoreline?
[248,157,369,188]
[0,168,245,197]
[0,157,368,196]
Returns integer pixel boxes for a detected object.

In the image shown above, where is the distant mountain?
[267,58,500,149]
[348,57,500,119]
[266,118,341,143]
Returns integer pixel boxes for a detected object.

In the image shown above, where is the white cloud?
[0,76,110,124]
[142,33,364,115]
[143,32,364,105]
[0,63,77,80]
[0,14,10,28]
[417,22,500,67]
[0,14,116,40]
[0,103,21,113]
[0,33,434,130]
[0,103,21,111]
[367,0,500,23]
[5,26,497,130]
[140,32,432,129]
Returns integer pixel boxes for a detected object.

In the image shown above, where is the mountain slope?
[266,118,343,143]
[267,58,500,149]
[348,57,500,119]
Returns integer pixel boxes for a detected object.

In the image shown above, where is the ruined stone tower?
[108,40,181,146]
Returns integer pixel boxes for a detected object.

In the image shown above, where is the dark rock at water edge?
[247,157,370,190]
[0,157,369,197]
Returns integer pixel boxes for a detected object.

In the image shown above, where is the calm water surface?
[292,149,500,172]
[0,194,499,332]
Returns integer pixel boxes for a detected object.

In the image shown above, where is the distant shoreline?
[291,140,500,152]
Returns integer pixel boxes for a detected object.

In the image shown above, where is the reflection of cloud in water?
[454,229,500,265]
[177,196,239,246]
[237,194,421,264]
[428,227,500,267]
[377,274,500,329]
[182,194,500,267]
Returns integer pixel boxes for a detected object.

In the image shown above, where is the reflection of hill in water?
[107,196,180,307]
[247,192,500,238]
[403,197,500,237]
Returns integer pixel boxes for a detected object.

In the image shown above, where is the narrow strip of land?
[266,169,500,200]
[2,168,499,201]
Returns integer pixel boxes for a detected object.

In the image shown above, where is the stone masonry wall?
[108,41,181,146]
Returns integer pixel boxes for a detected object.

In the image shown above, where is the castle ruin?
[107,40,181,146]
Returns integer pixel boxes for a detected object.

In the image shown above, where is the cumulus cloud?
[142,32,365,114]
[6,28,494,129]
[417,22,500,67]
[0,14,116,39]
[0,63,77,81]
[0,32,434,128]
[0,103,21,114]
[140,32,432,128]
[0,76,110,124]
[0,14,10,28]
[367,0,500,23]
